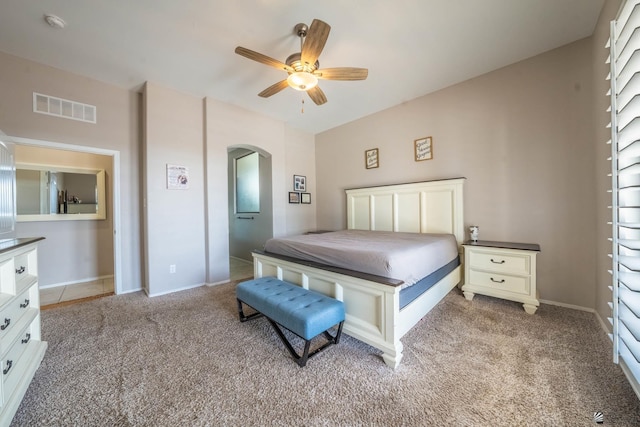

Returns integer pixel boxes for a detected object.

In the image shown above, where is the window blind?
[609,0,640,398]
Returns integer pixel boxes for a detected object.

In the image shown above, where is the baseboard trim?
[593,310,612,335]
[119,287,143,295]
[539,298,594,313]
[207,279,231,286]
[146,282,205,298]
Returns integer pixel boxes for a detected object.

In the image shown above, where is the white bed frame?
[252,178,465,368]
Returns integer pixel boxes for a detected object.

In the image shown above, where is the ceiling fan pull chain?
[301,98,305,114]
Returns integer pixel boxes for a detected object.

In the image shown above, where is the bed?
[252,178,465,368]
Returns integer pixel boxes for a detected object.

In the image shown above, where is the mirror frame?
[16,163,106,222]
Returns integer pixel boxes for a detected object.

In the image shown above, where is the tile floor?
[40,258,254,306]
[40,277,114,307]
[229,257,254,281]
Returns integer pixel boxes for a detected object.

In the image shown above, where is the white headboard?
[345,178,465,245]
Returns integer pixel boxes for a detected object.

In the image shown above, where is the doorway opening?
[10,136,121,304]
[227,146,273,281]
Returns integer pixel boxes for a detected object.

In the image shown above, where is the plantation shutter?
[609,0,640,396]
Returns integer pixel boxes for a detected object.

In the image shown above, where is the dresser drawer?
[468,250,530,275]
[2,327,33,400]
[0,288,32,341]
[14,249,37,295]
[467,269,530,296]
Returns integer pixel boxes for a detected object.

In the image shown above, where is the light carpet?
[11,281,640,426]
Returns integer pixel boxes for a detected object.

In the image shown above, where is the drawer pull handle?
[490,277,505,283]
[0,318,10,330]
[21,333,31,344]
[3,360,12,375]
[490,259,505,264]
[20,299,29,308]
[15,266,25,274]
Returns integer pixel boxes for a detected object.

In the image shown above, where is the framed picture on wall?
[414,137,433,161]
[167,164,189,189]
[289,192,300,204]
[301,193,311,204]
[293,175,306,191]
[365,148,379,169]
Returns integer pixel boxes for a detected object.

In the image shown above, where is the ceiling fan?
[234,19,368,106]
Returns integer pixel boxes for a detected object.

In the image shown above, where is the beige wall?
[285,126,317,235]
[316,37,596,308]
[204,98,285,283]
[143,83,206,296]
[1,2,619,306]
[0,48,318,295]
[0,50,141,292]
[204,98,316,284]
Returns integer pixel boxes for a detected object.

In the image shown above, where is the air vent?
[33,92,96,124]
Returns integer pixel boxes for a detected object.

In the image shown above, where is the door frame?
[10,136,122,294]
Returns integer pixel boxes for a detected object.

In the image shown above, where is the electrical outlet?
[169,264,176,274]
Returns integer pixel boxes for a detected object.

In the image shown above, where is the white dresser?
[0,238,46,426]
[461,240,540,314]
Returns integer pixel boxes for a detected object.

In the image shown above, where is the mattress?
[399,257,460,309]
[263,230,459,287]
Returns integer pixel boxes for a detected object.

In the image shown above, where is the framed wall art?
[167,164,189,189]
[365,148,379,169]
[301,193,311,204]
[289,192,300,204]
[293,175,306,191]
[414,137,433,161]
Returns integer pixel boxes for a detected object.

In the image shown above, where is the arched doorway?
[227,145,273,280]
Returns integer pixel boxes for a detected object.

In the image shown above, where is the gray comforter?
[263,230,458,287]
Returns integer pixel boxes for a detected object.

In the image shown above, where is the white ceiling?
[0,0,605,134]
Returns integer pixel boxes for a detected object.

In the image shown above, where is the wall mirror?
[16,163,106,221]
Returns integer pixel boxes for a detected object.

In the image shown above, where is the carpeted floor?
[11,281,640,426]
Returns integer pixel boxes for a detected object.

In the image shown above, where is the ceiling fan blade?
[307,86,327,105]
[301,19,330,67]
[258,80,290,98]
[314,67,368,81]
[235,46,293,72]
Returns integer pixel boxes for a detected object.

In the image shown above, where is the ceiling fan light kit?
[234,19,368,106]
[287,72,318,91]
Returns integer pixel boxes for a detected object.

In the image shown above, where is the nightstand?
[461,240,540,314]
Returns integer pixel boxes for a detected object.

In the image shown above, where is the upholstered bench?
[236,277,345,367]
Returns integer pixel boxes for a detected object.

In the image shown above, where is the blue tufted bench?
[236,277,345,367]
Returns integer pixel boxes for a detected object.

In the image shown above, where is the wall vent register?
[32,92,96,124]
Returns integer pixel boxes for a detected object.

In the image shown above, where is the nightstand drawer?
[468,250,530,275]
[467,270,530,296]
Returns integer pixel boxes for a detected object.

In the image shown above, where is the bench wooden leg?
[266,319,311,367]
[237,299,263,322]
[267,319,344,367]
[330,321,344,344]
